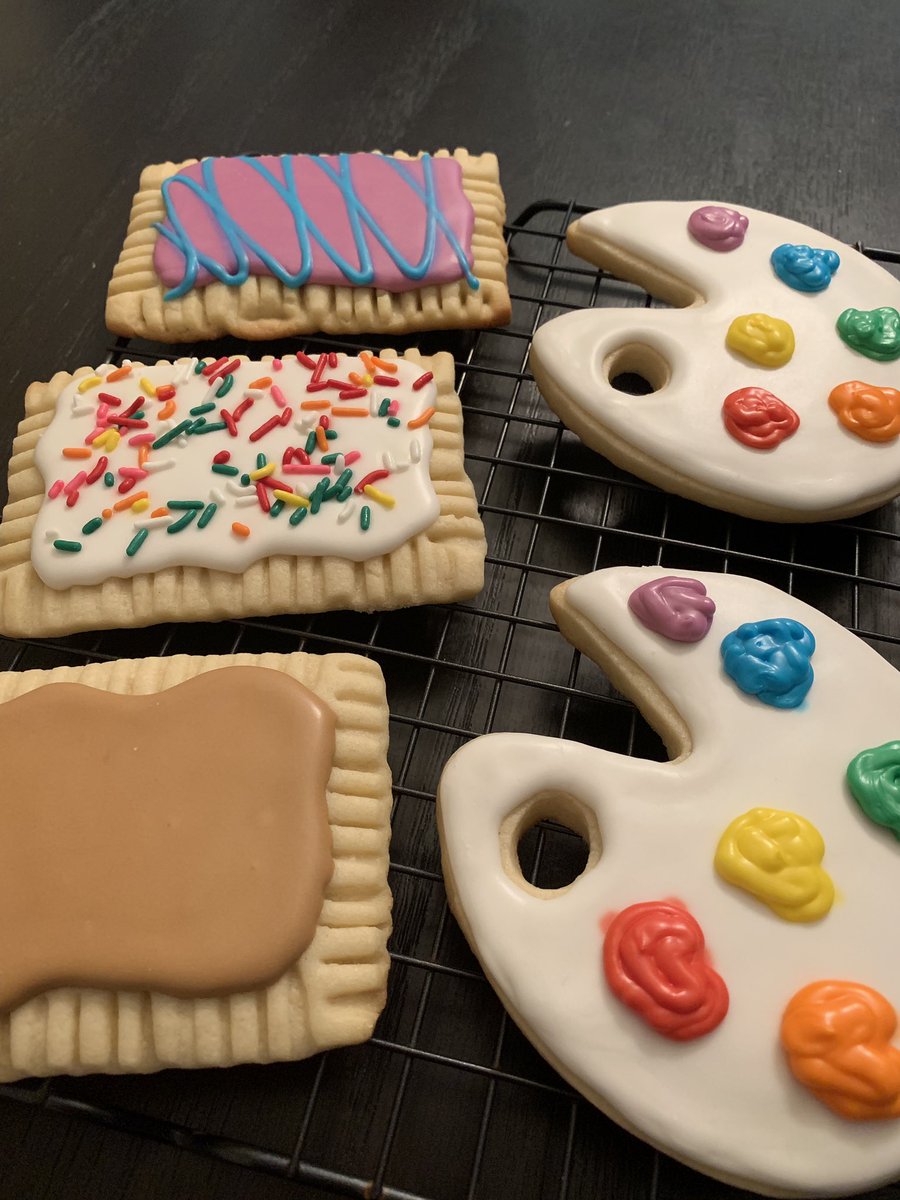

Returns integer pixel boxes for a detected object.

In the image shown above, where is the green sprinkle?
[304,430,318,455]
[194,360,207,374]
[325,429,338,440]
[378,398,391,417]
[289,505,308,526]
[215,374,234,398]
[189,401,216,417]
[188,417,207,432]
[167,499,204,510]
[152,419,194,449]
[310,491,322,515]
[81,517,104,535]
[360,505,371,531]
[320,452,339,465]
[269,499,285,518]
[311,478,329,498]
[133,411,145,420]
[211,463,240,476]
[53,539,82,553]
[387,416,401,428]
[167,509,199,534]
[192,420,228,434]
[256,453,267,470]
[334,469,353,491]
[197,503,217,529]
[240,473,251,486]
[337,486,353,502]
[126,528,148,557]
[104,472,115,487]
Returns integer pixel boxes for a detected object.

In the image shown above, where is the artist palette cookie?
[439,567,900,1196]
[106,149,510,341]
[530,201,900,521]
[0,350,486,636]
[0,649,391,1082]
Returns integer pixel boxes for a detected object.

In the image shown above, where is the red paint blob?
[722,387,799,450]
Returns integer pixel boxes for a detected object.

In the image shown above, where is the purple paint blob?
[687,206,749,252]
[628,577,716,643]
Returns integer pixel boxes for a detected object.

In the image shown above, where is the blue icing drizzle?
[153,153,479,301]
[720,618,816,709]
[770,243,840,293]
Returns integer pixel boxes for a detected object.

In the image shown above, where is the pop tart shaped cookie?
[438,567,900,1197]
[529,202,900,521]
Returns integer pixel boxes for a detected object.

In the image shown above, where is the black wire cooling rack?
[3,203,900,1200]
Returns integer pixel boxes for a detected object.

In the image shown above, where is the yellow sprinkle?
[249,462,277,480]
[363,374,373,386]
[132,498,150,513]
[363,484,396,509]
[140,376,157,397]
[273,489,310,508]
[92,429,121,451]
[77,375,102,393]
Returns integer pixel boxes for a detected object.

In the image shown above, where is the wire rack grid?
[2,202,900,1200]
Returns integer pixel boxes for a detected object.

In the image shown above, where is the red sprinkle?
[325,379,353,391]
[117,477,137,494]
[85,455,109,485]
[213,450,231,464]
[97,391,122,406]
[202,356,228,377]
[248,412,287,442]
[318,414,330,430]
[233,398,254,421]
[372,375,400,387]
[119,397,144,419]
[64,471,88,496]
[208,357,240,383]
[355,469,390,494]
[256,481,271,512]
[222,411,238,437]
[412,371,434,391]
[338,388,368,400]
[306,381,330,393]
[311,354,327,384]
[283,447,310,466]
[328,352,338,368]
[261,476,293,492]
[155,384,177,402]
[66,491,80,508]
[296,351,317,370]
[109,416,149,429]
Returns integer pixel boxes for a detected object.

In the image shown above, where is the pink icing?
[627,576,716,643]
[687,206,749,252]
[153,154,475,294]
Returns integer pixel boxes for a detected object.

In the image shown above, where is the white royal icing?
[32,355,439,588]
[530,201,900,514]
[438,567,900,1195]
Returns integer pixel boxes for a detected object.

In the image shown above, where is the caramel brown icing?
[0,666,334,1010]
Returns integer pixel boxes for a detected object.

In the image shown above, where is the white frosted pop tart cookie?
[439,566,900,1196]
[0,649,391,1082]
[0,349,486,636]
[530,201,900,521]
[106,149,510,341]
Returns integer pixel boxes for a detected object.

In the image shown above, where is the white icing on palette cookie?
[31,354,439,588]
[529,201,900,520]
[438,567,900,1196]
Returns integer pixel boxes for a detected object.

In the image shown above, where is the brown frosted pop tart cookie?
[0,349,486,636]
[106,149,510,341]
[0,650,391,1082]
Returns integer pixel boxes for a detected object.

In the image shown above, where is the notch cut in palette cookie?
[0,349,486,637]
[438,567,900,1197]
[0,649,391,1082]
[530,201,900,522]
[106,149,510,341]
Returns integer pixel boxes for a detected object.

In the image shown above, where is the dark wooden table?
[1,2,900,1198]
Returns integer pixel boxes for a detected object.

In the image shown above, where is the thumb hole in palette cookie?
[604,343,670,396]
[500,791,601,896]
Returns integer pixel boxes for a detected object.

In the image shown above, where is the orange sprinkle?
[63,447,92,459]
[248,376,272,389]
[106,366,132,382]
[113,490,148,512]
[101,508,113,520]
[371,355,397,373]
[138,445,149,466]
[159,399,176,420]
[232,522,250,538]
[316,426,328,452]
[300,399,331,411]
[407,406,436,430]
[348,371,365,386]
[151,506,169,518]
[331,407,369,417]
[359,351,376,373]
